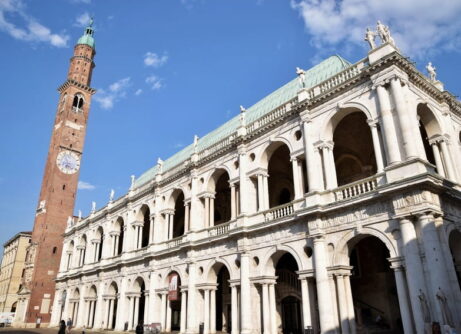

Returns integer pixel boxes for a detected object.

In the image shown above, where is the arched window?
[72,94,84,113]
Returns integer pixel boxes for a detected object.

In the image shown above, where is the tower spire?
[77,17,95,50]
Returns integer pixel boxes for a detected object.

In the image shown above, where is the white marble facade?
[52,43,461,334]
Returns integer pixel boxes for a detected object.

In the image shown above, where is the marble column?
[262,284,270,334]
[230,184,237,220]
[187,263,198,334]
[300,278,312,330]
[302,118,321,191]
[440,140,456,180]
[180,291,187,334]
[368,120,385,172]
[240,253,252,334]
[314,148,325,191]
[169,214,174,240]
[292,157,303,199]
[210,197,215,227]
[210,289,216,334]
[161,293,167,331]
[431,142,446,177]
[343,275,356,334]
[417,214,455,324]
[128,297,134,329]
[321,146,332,189]
[375,84,400,165]
[257,174,264,211]
[166,298,172,332]
[149,217,154,244]
[399,218,429,334]
[390,77,418,159]
[313,236,335,333]
[390,263,414,334]
[263,174,269,210]
[335,274,350,334]
[269,283,277,334]
[238,147,249,215]
[231,285,238,334]
[204,289,210,334]
[205,197,210,227]
[184,204,190,233]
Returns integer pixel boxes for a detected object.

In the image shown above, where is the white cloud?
[70,0,91,4]
[145,75,163,90]
[135,89,143,96]
[291,0,461,58]
[94,77,131,110]
[78,181,95,190]
[0,0,69,47]
[74,12,91,28]
[144,52,168,67]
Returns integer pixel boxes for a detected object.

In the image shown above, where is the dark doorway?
[281,296,302,334]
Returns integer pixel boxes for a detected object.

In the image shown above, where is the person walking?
[66,318,73,334]
[136,322,144,334]
[58,320,66,334]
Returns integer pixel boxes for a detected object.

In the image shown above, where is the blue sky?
[1,0,460,251]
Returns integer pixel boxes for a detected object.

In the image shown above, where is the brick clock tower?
[19,22,96,326]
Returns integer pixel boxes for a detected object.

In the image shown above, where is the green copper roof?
[77,19,95,49]
[135,55,351,188]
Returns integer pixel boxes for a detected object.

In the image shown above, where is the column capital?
[296,269,315,279]
[130,220,144,227]
[367,118,379,128]
[388,256,405,271]
[198,191,216,199]
[314,140,334,150]
[109,231,120,237]
[160,208,175,216]
[428,134,449,145]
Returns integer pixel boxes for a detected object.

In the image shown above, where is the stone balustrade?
[264,202,295,222]
[333,175,379,201]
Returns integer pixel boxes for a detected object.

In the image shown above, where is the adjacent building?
[51,28,461,334]
[0,232,31,313]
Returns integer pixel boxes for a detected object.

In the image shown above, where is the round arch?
[163,268,185,286]
[333,228,398,266]
[260,139,293,169]
[167,188,186,210]
[136,204,150,221]
[132,276,146,292]
[72,287,80,299]
[206,167,231,192]
[87,285,97,298]
[108,281,119,295]
[322,104,373,141]
[261,245,304,276]
[417,103,444,138]
[205,258,234,282]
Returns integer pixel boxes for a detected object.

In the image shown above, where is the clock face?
[56,150,80,174]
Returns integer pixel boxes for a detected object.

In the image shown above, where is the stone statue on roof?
[296,67,306,88]
[91,201,96,214]
[239,106,246,126]
[109,189,115,202]
[364,28,376,50]
[130,175,135,189]
[67,216,73,227]
[78,210,82,221]
[194,135,199,151]
[426,62,437,81]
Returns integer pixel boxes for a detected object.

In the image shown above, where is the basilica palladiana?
[47,24,461,334]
